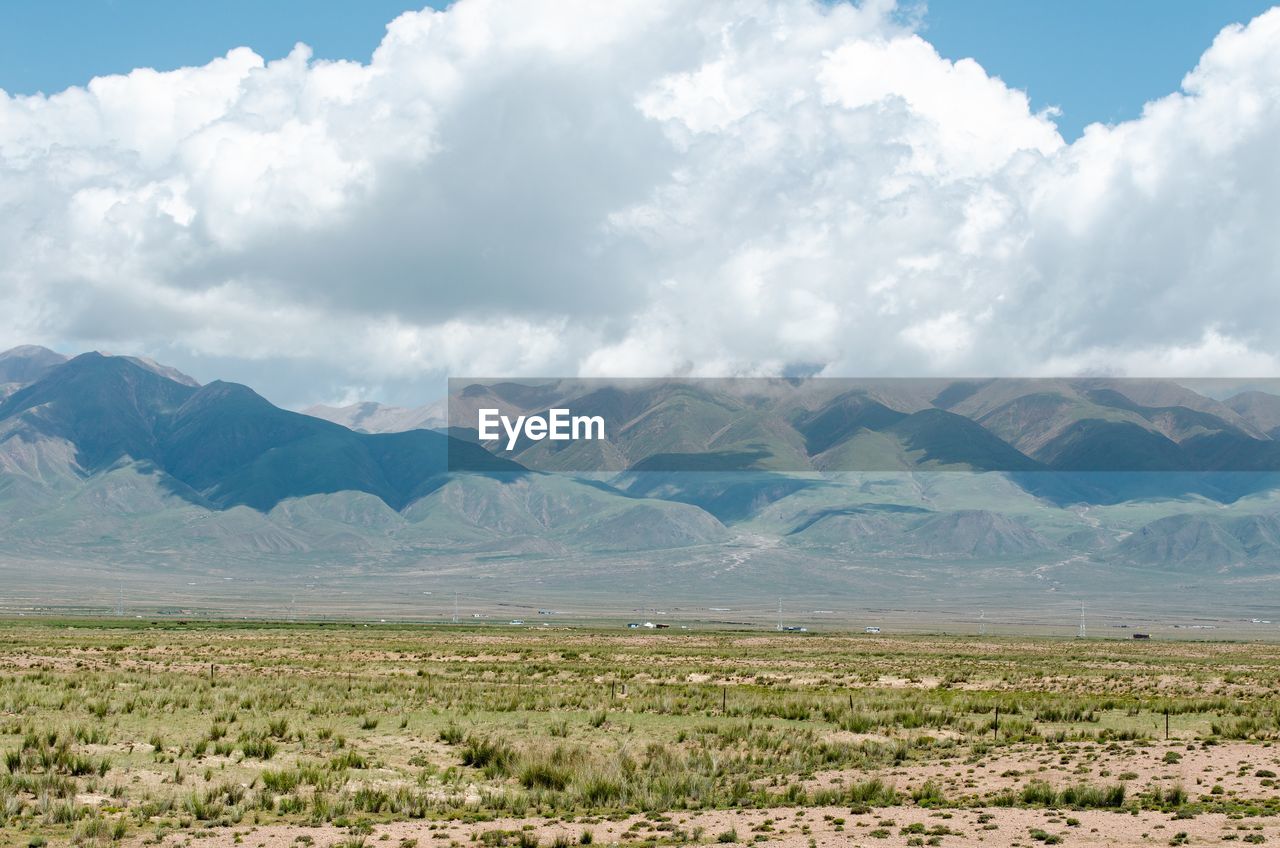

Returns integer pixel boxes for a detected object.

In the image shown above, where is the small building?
[1132,633,1151,640]
[864,626,882,634]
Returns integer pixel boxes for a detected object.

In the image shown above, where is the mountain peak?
[1224,390,1280,438]
[170,380,278,422]
[0,344,64,360]
[120,355,200,387]
[32,350,186,386]
[0,344,68,389]
[304,400,446,433]
[0,349,199,472]
[87,350,199,387]
[195,379,264,398]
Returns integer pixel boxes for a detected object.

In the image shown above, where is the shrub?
[461,737,515,777]
[240,737,276,760]
[848,778,898,806]
[261,768,300,793]
[1060,782,1126,809]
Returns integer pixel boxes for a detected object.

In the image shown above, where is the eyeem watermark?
[477,408,605,451]
[448,376,1280,474]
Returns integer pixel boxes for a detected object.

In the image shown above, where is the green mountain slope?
[0,353,518,512]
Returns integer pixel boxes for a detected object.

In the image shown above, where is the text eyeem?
[477,408,606,451]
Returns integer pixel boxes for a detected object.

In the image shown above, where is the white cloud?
[819,34,1062,178]
[0,0,1278,405]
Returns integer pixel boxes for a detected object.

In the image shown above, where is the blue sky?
[0,0,1274,140]
[921,0,1277,138]
[0,1,437,91]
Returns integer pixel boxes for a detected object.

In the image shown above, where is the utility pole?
[115,586,124,617]
[979,609,985,637]
[1078,602,1087,639]
[453,591,459,624]
[776,598,783,632]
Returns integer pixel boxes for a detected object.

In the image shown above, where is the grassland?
[2,621,1279,848]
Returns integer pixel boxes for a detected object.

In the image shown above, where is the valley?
[2,348,1280,627]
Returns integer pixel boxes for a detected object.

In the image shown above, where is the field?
[2,622,1280,848]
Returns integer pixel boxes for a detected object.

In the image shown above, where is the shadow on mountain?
[0,352,523,512]
[1012,471,1280,505]
[627,449,775,472]
[617,469,825,523]
[786,502,931,535]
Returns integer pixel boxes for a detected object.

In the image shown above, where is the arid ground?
[2,621,1278,848]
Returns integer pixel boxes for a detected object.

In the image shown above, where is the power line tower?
[453,591,459,624]
[979,609,986,637]
[1078,602,1087,639]
[114,586,124,617]
[776,598,783,631]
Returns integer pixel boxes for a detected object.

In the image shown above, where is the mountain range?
[304,401,446,434]
[2,345,1280,619]
[442,377,1280,476]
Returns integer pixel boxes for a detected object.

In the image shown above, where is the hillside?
[2,352,1280,616]
[0,353,518,511]
[304,401,447,434]
[448,377,1280,480]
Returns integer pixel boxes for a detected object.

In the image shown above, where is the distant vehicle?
[1132,633,1151,640]
[780,625,807,632]
[508,620,524,625]
[642,621,657,629]
[626,622,640,628]
[654,623,671,629]
[864,626,881,634]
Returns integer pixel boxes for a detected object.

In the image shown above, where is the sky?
[921,0,1278,138]
[1,0,1279,407]
[0,1,439,97]
[3,1,1272,140]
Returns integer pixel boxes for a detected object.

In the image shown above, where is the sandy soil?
[800,740,1280,802]
[127,805,1280,848]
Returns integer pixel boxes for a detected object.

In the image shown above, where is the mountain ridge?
[0,352,517,512]
[4,350,1280,605]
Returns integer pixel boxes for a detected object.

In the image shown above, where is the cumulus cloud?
[0,0,1278,405]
